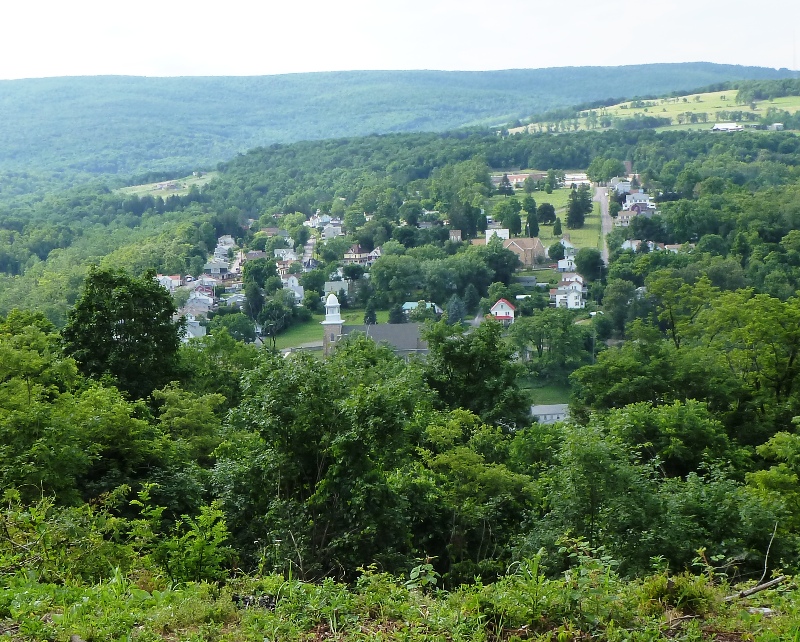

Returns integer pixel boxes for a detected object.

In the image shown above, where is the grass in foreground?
[3,556,799,641]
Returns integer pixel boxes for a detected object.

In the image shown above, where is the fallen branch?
[723,576,787,602]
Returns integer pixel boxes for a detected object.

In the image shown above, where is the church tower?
[321,293,344,356]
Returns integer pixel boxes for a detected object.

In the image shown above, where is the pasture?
[117,172,217,198]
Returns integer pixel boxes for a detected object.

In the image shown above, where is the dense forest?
[7,102,800,637]
[0,63,793,201]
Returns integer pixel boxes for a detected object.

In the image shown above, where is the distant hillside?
[514,78,800,134]
[0,63,793,195]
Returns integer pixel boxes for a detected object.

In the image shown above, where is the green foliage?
[423,319,529,428]
[548,241,565,261]
[62,267,184,399]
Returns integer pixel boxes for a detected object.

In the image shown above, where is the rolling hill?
[0,63,794,197]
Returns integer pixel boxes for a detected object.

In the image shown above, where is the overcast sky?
[1,0,798,80]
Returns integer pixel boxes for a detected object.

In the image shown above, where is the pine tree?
[364,300,377,325]
[388,303,405,324]
[446,294,466,325]
[463,283,480,314]
[498,173,514,196]
[527,210,539,238]
[553,217,563,237]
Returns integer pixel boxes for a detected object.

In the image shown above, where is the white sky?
[1,0,798,80]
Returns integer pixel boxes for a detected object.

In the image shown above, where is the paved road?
[594,185,612,264]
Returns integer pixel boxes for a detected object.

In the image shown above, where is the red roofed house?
[490,299,516,326]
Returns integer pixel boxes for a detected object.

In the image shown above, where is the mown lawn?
[519,379,572,405]
[485,188,600,251]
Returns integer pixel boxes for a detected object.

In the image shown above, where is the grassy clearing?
[519,379,572,404]
[117,172,217,198]
[513,89,800,133]
[486,188,602,250]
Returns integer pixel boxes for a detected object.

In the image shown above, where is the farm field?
[117,172,217,198]
[512,89,800,133]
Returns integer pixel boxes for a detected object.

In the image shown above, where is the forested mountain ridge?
[0,63,793,199]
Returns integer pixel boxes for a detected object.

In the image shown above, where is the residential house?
[530,404,569,424]
[343,243,371,265]
[245,250,267,261]
[324,280,352,297]
[557,257,576,272]
[609,177,632,194]
[222,293,247,308]
[322,224,343,240]
[550,278,586,310]
[181,314,207,343]
[367,246,382,265]
[449,229,462,242]
[560,238,577,255]
[203,260,230,279]
[274,248,299,262]
[214,235,236,261]
[275,260,298,277]
[489,299,516,325]
[156,274,182,291]
[281,274,305,303]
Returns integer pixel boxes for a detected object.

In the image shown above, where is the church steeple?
[321,293,343,355]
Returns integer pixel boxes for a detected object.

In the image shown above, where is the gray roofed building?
[342,324,428,357]
[530,404,569,424]
[321,293,427,357]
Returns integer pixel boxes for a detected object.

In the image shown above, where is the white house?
[489,298,516,325]
[610,177,631,194]
[203,260,230,278]
[182,314,207,343]
[274,248,299,262]
[555,289,585,310]
[281,274,305,303]
[322,224,343,240]
[156,274,182,291]
[557,257,576,272]
[531,404,569,424]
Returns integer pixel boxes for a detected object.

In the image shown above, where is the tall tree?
[574,248,604,281]
[423,319,529,428]
[526,210,539,238]
[497,173,514,196]
[62,268,184,399]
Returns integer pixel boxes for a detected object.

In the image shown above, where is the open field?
[537,202,601,250]
[486,187,571,215]
[117,172,217,198]
[519,379,571,405]
[512,89,800,133]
